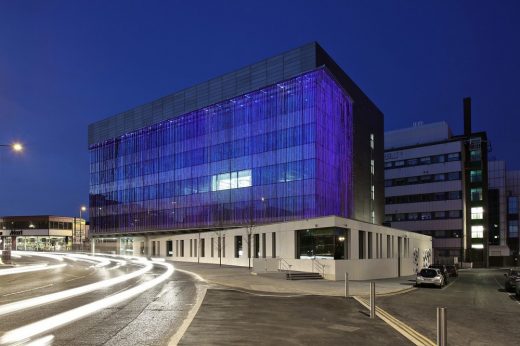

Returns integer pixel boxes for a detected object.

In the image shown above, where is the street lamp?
[79,206,87,251]
[0,142,23,152]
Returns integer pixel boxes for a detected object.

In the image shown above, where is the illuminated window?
[370,159,374,175]
[471,225,484,238]
[470,188,482,202]
[471,207,483,220]
[371,185,375,200]
[470,170,482,183]
[471,244,484,249]
[370,134,374,149]
[211,170,252,191]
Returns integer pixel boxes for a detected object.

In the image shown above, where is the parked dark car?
[504,268,520,292]
[416,268,444,288]
[446,265,458,277]
[429,264,449,284]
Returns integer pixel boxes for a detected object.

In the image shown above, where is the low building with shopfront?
[0,215,86,251]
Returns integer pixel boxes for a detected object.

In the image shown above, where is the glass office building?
[89,42,384,236]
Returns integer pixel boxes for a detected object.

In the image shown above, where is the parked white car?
[416,268,444,288]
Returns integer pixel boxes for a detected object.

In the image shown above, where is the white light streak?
[13,251,65,262]
[0,262,153,317]
[0,261,174,345]
[0,264,67,277]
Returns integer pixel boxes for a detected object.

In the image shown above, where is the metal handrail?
[312,258,326,278]
[278,258,293,279]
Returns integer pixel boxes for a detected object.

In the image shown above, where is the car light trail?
[13,252,65,262]
[0,262,154,317]
[0,261,174,345]
[0,264,67,277]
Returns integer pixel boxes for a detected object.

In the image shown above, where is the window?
[471,188,483,202]
[180,240,184,257]
[211,238,214,257]
[367,232,373,259]
[471,207,484,220]
[508,197,519,214]
[359,231,365,259]
[370,134,374,149]
[471,244,484,249]
[471,225,484,238]
[408,213,419,221]
[394,160,405,167]
[420,157,431,164]
[509,220,519,238]
[406,158,418,166]
[447,172,460,181]
[297,228,347,259]
[449,210,462,218]
[434,174,446,182]
[407,176,419,184]
[272,232,276,258]
[421,212,432,220]
[384,162,392,169]
[447,153,460,161]
[470,150,481,162]
[387,235,391,258]
[371,185,375,200]
[370,160,374,175]
[448,191,461,200]
[395,213,406,221]
[435,154,446,163]
[470,170,482,183]
[200,239,205,257]
[434,211,446,219]
[234,236,243,258]
[211,169,252,191]
[385,180,392,187]
[384,214,393,222]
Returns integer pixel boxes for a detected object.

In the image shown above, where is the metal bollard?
[345,272,349,298]
[370,282,376,319]
[437,307,447,346]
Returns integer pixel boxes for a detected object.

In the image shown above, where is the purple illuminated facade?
[89,68,353,234]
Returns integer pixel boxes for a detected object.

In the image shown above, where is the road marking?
[2,284,54,297]
[65,275,88,283]
[168,285,207,346]
[354,296,435,346]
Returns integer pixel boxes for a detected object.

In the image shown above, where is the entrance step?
[285,272,323,280]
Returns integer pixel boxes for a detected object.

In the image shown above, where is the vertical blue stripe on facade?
[89,68,353,234]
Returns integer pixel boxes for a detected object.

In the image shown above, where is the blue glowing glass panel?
[89,68,353,234]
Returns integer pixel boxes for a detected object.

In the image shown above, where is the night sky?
[1,0,519,219]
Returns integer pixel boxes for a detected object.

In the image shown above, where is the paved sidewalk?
[169,261,416,296]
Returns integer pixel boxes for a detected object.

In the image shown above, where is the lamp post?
[79,206,86,252]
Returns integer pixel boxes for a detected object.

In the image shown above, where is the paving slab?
[170,261,417,296]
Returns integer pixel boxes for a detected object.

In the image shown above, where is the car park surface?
[378,269,520,346]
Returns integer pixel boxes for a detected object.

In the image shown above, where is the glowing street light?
[12,142,23,152]
[0,142,24,153]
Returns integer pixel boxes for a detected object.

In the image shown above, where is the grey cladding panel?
[89,42,327,145]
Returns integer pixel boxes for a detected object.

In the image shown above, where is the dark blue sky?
[1,0,519,218]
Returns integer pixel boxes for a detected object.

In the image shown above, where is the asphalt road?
[377,269,520,345]
[0,253,200,346]
[180,288,412,345]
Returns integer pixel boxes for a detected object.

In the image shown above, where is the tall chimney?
[464,97,471,136]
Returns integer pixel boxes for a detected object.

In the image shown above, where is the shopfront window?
[297,228,347,260]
